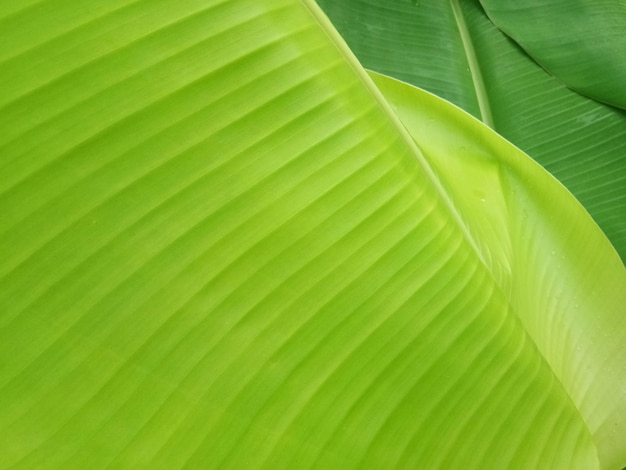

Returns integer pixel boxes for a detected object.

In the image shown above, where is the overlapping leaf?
[0,0,625,469]
[370,71,626,469]
[479,0,626,109]
[316,0,626,262]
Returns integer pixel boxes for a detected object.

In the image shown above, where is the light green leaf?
[369,70,626,469]
[315,0,626,262]
[0,0,625,469]
[479,0,626,109]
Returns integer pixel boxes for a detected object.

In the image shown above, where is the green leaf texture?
[315,0,626,262]
[0,0,625,469]
[479,0,626,109]
[370,71,626,469]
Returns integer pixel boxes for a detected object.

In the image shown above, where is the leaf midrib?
[450,0,494,128]
[301,0,490,270]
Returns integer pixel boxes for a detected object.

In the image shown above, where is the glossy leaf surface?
[370,71,626,469]
[0,1,625,469]
[316,0,626,262]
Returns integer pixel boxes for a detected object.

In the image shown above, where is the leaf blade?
[370,70,626,469]
[479,0,626,109]
[315,0,626,261]
[0,1,623,469]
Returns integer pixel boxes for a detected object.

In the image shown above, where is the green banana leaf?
[368,71,626,469]
[315,0,626,262]
[1,0,625,469]
[479,0,626,110]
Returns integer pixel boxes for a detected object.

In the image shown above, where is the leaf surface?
[370,71,626,469]
[315,0,626,262]
[0,1,625,469]
[479,0,626,109]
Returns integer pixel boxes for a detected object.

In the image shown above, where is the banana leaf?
[316,0,626,262]
[479,0,626,110]
[0,0,625,469]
